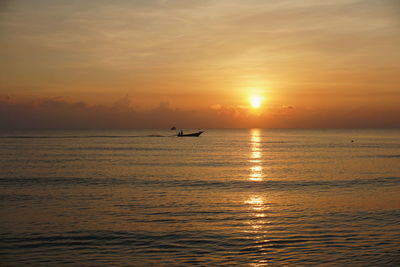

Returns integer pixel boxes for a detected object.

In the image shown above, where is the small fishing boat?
[177,131,203,137]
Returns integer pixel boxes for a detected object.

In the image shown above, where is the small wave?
[363,155,400,158]
[133,176,400,191]
[66,146,177,151]
[2,228,399,265]
[0,135,172,139]
[2,176,399,190]
[0,177,124,187]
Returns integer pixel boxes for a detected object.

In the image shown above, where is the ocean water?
[0,129,399,266]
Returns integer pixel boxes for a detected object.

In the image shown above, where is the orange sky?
[0,0,399,128]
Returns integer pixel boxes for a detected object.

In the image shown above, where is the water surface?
[1,129,399,265]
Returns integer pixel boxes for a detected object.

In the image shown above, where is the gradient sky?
[0,0,399,128]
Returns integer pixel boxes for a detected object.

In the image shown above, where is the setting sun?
[250,95,262,108]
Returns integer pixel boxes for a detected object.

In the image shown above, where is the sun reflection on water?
[245,195,269,230]
[245,196,264,206]
[244,193,272,267]
[245,129,270,264]
[249,129,264,181]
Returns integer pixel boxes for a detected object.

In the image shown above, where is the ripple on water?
[1,228,399,266]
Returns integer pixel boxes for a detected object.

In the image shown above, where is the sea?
[0,129,399,266]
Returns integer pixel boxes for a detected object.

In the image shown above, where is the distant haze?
[1,0,399,129]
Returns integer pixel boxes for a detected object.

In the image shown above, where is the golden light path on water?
[249,129,264,182]
[245,129,266,238]
[245,129,270,262]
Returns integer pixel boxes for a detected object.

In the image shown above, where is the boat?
[177,131,203,137]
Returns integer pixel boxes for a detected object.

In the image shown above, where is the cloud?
[281,105,295,110]
[0,96,399,129]
[210,104,221,110]
[0,96,235,129]
[112,94,133,111]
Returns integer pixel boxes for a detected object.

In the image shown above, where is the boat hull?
[177,131,203,137]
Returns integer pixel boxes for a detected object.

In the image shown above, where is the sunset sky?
[1,0,399,129]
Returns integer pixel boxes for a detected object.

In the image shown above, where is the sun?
[250,95,262,108]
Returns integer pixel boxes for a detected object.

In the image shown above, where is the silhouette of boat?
[177,131,203,137]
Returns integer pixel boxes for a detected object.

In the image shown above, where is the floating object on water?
[171,126,177,130]
[177,131,203,137]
